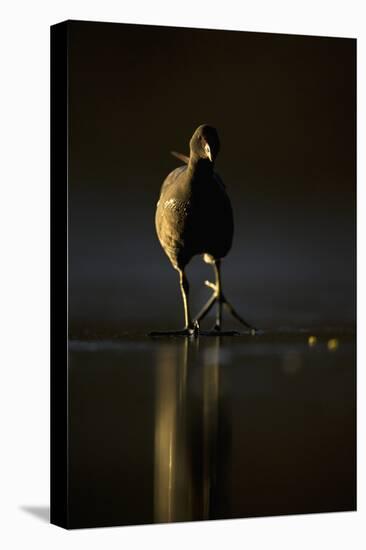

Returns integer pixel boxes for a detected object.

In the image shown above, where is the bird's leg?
[194,290,217,323]
[213,260,223,331]
[214,261,257,333]
[149,269,198,337]
[179,269,195,333]
[193,261,237,335]
[222,299,256,333]
[193,260,223,329]
[200,261,238,335]
[192,264,220,325]
[193,260,257,335]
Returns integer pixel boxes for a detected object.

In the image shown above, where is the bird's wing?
[157,166,187,202]
[171,151,190,164]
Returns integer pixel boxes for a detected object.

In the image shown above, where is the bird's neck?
[188,156,214,180]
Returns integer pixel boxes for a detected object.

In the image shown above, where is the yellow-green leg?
[193,259,257,335]
[213,260,223,331]
[149,269,199,337]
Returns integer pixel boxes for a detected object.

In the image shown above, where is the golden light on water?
[327,338,339,351]
[308,336,317,347]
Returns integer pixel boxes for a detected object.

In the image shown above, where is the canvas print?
[51,20,356,529]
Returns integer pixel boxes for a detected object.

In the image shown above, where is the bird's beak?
[204,142,212,162]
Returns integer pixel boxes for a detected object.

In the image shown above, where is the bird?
[151,124,256,336]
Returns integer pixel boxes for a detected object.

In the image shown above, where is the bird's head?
[189,124,220,163]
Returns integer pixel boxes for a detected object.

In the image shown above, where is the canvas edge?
[50,20,70,529]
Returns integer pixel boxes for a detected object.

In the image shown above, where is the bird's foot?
[149,329,195,337]
[221,299,258,334]
[149,321,199,338]
[199,325,257,336]
[197,321,239,336]
[204,280,219,295]
[199,328,240,336]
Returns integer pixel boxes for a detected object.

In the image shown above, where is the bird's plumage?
[155,125,233,270]
[150,124,256,336]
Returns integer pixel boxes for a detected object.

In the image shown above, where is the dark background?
[68,21,356,336]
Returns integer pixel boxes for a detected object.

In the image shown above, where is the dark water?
[68,329,356,528]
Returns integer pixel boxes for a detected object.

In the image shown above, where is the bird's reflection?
[154,337,230,523]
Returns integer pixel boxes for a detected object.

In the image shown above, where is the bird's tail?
[171,151,190,164]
